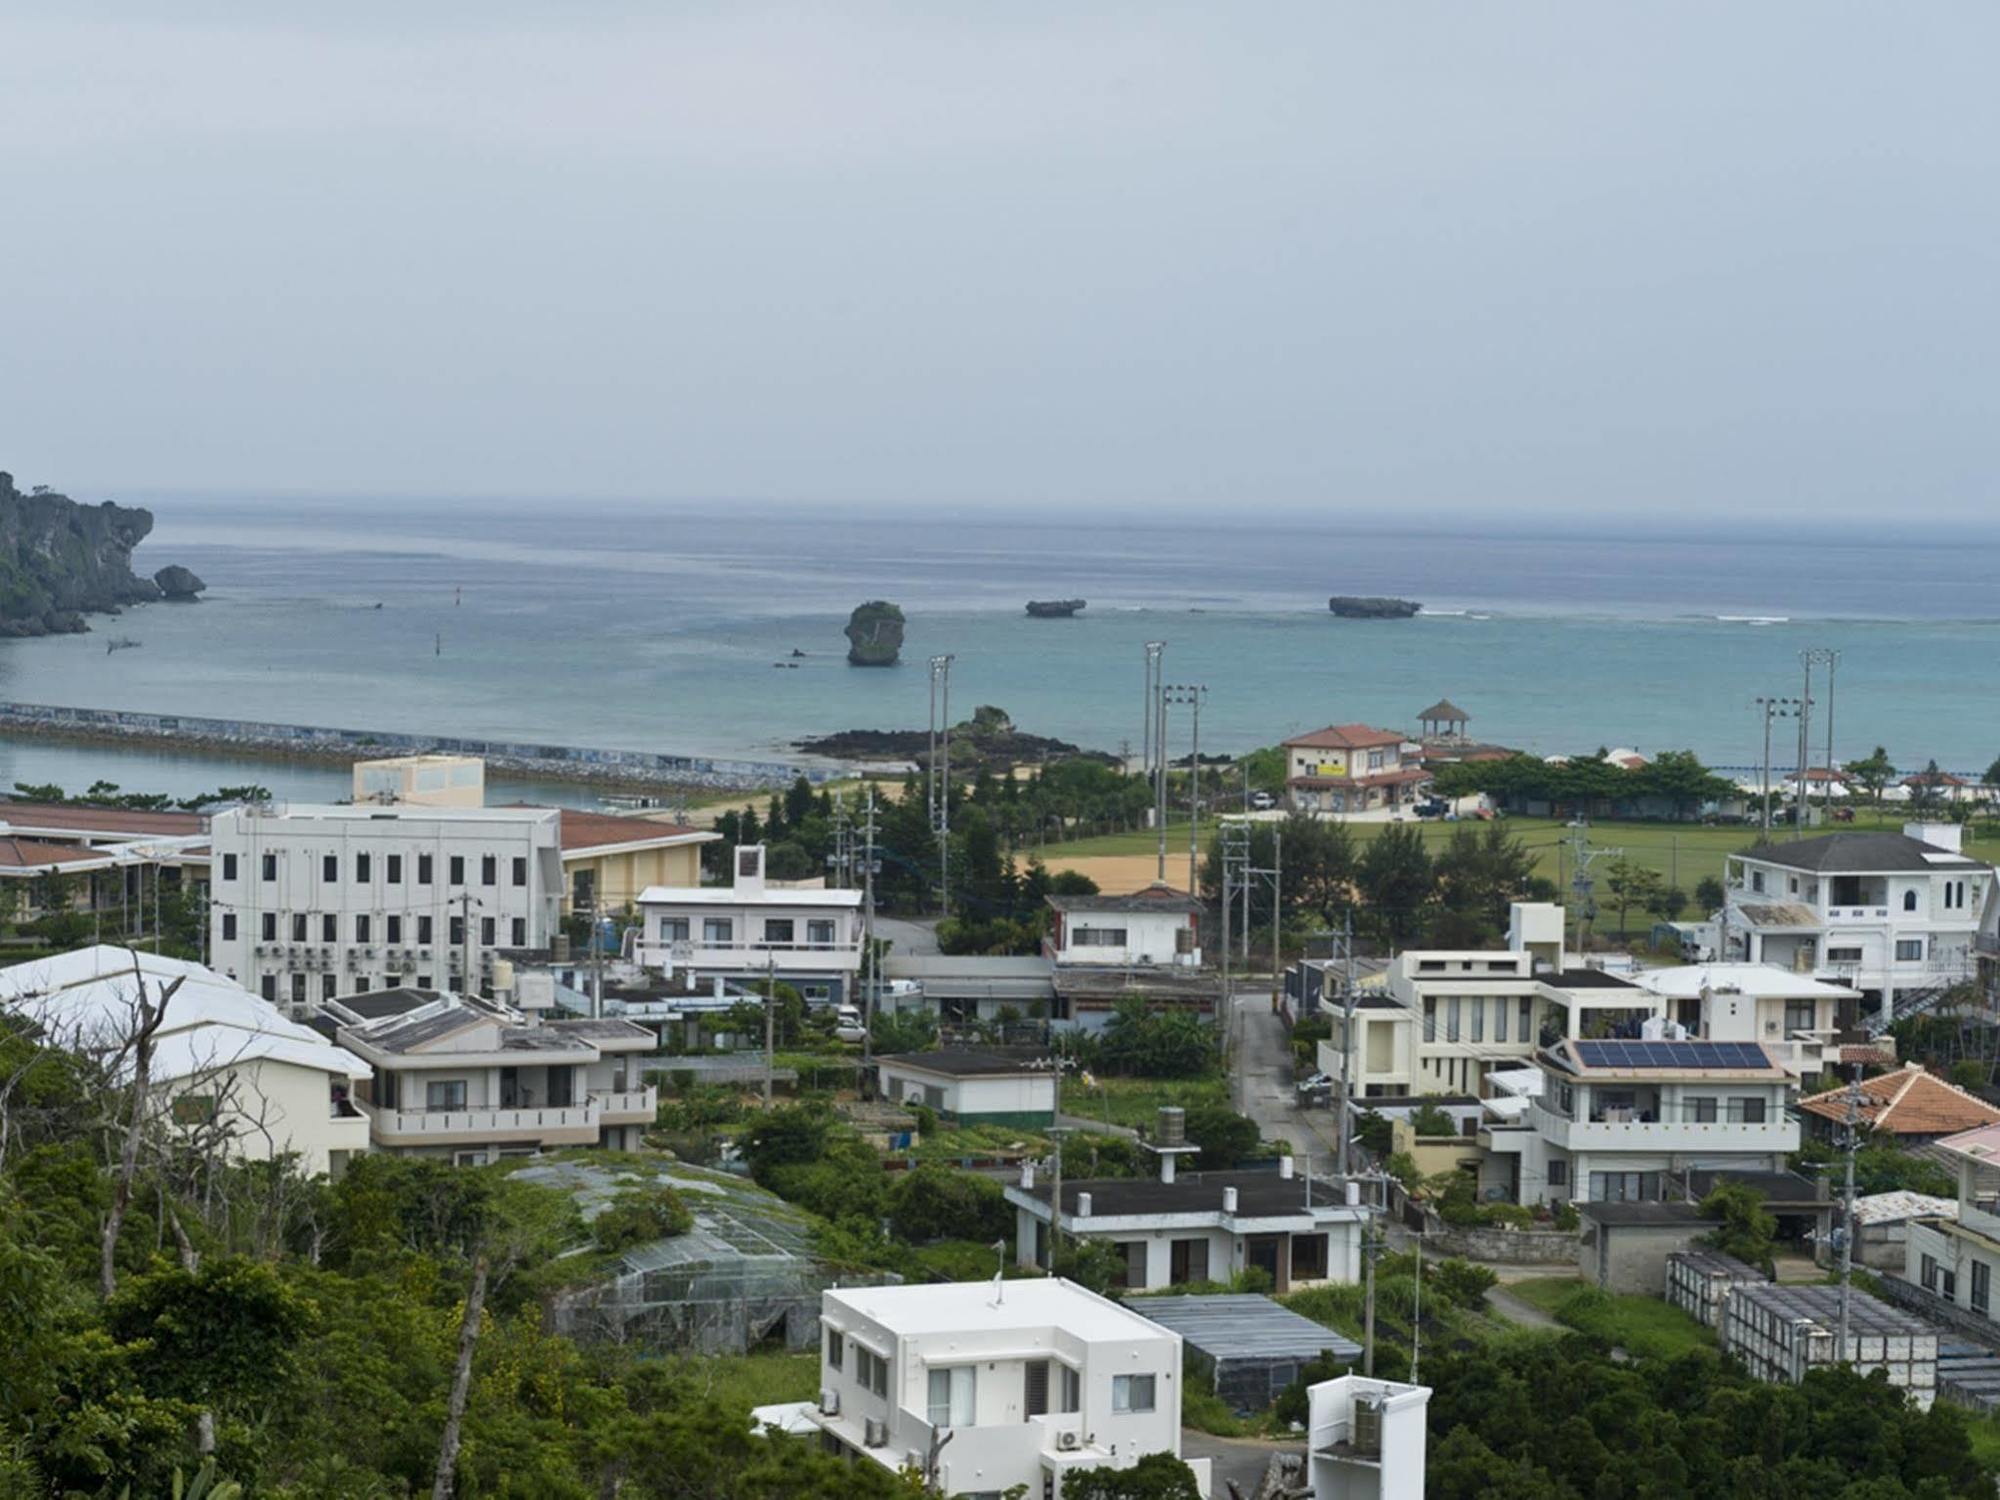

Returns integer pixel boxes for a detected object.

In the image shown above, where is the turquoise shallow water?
[0,496,1993,799]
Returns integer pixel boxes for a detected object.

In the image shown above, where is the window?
[387,853,403,883]
[260,974,277,1001]
[355,914,371,943]
[418,853,434,885]
[449,855,465,885]
[261,852,278,882]
[291,913,308,942]
[1170,1237,1209,1285]
[1469,998,1485,1043]
[512,857,527,887]
[1112,1374,1156,1414]
[261,912,277,941]
[854,1346,889,1398]
[1827,946,1862,963]
[1446,997,1461,1043]
[826,1329,844,1370]
[1494,999,1508,1044]
[1060,1364,1081,1414]
[222,852,238,881]
[659,917,690,942]
[1784,999,1816,1033]
[480,917,495,946]
[323,854,339,882]
[418,915,434,944]
[1122,1240,1147,1288]
[511,918,526,946]
[1025,1359,1050,1418]
[1975,1261,1992,1315]
[387,915,403,944]
[418,974,432,989]
[449,916,465,945]
[1727,1097,1768,1124]
[704,917,734,944]
[1688,1097,1718,1123]
[764,918,795,944]
[1896,939,1925,963]
[426,1080,467,1111]
[1519,997,1533,1041]
[290,973,307,1004]
[481,854,496,886]
[322,973,337,1001]
[1590,1171,1659,1203]
[1547,1159,1568,1188]
[357,852,371,882]
[221,913,237,940]
[1366,749,1386,770]
[808,919,836,947]
[322,914,337,942]
[1904,889,1919,912]
[927,1366,976,1428]
[1750,871,1765,893]
[1073,926,1128,948]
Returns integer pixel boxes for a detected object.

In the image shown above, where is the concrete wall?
[1425,1213,1579,1266]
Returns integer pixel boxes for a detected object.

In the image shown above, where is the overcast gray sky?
[2,4,1994,520]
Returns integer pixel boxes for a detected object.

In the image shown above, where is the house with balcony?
[789,1278,1209,1498]
[1006,1147,1373,1294]
[326,988,658,1161]
[634,844,862,1006]
[1721,824,1993,1025]
[1487,1037,1799,1207]
[1902,1120,2000,1331]
[1045,884,1212,1031]
[1282,725,1432,816]
[0,946,371,1177]
[1629,963,1865,1081]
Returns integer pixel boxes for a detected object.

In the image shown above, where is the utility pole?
[1837,1067,1860,1353]
[1332,911,1358,1176]
[763,953,776,1108]
[1755,696,1800,842]
[1800,647,1839,833]
[1154,674,1171,881]
[1821,651,1841,826]
[1409,1234,1423,1384]
[1362,1221,1379,1376]
[861,788,879,1076]
[1142,641,1163,778]
[1165,684,1206,891]
[1565,820,1620,957]
[929,654,955,916]
[1271,830,1283,979]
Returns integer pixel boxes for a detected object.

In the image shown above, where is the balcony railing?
[589,1086,658,1118]
[364,1102,597,1137]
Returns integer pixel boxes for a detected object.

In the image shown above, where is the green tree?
[1845,745,1897,807]
[591,1186,693,1252]
[1694,874,1725,912]
[1699,1181,1777,1276]
[1063,1452,1204,1499]
[1180,1102,1260,1170]
[1648,884,1689,923]
[1354,823,1434,944]
[1603,858,1664,936]
[888,1167,1011,1245]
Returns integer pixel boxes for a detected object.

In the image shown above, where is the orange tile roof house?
[1799,1061,2000,1144]
[1282,724,1432,816]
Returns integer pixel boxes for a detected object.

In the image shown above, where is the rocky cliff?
[844,600,905,665]
[0,473,183,635]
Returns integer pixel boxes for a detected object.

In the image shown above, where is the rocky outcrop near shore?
[845,600,905,665]
[1328,594,1421,619]
[797,705,1110,770]
[1026,599,1085,617]
[153,565,206,600]
[0,472,200,635]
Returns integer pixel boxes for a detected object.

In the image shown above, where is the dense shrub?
[592,1187,693,1252]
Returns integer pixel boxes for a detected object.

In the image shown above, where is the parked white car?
[832,1004,868,1044]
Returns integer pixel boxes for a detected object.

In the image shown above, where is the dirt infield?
[1038,852,1196,894]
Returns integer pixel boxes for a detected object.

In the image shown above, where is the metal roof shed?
[1133,1293,1360,1414]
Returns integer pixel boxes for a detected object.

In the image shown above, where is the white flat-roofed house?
[634,844,862,1007]
[327,988,657,1161]
[208,803,565,1013]
[1494,1037,1799,1208]
[1903,1120,2000,1330]
[800,1278,1209,1499]
[1630,963,1863,1080]
[1282,725,1433,816]
[1722,824,1993,1025]
[0,946,371,1177]
[1045,884,1202,970]
[1006,1154,1372,1295]
[875,1047,1057,1127]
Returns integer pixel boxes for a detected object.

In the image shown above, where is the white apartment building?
[1316,903,1660,1098]
[1905,1120,2000,1328]
[209,804,564,1012]
[1044,884,1203,969]
[0,946,371,1176]
[1487,1037,1799,1207]
[1630,963,1862,1080]
[1306,1375,1430,1500]
[1005,1154,1372,1294]
[798,1278,1208,1499]
[326,988,657,1161]
[635,844,862,1006]
[1723,824,1994,1022]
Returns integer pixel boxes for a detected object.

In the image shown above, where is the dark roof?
[1416,699,1469,723]
[1737,831,1983,873]
[1676,1168,1828,1206]
[1046,883,1202,916]
[364,1007,491,1053]
[1019,1169,1354,1220]
[1544,968,1638,990]
[1553,1038,1782,1076]
[340,986,440,1020]
[550,807,708,852]
[0,801,207,838]
[1576,1201,1720,1228]
[1347,1094,1479,1110]
[549,1017,655,1044]
[1134,1294,1362,1363]
[878,1046,1050,1078]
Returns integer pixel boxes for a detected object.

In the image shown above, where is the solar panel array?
[1572,1039,1771,1070]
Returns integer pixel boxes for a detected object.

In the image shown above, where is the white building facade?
[1044,884,1203,969]
[635,844,862,1005]
[209,805,565,1012]
[803,1279,1208,1499]
[1307,1375,1430,1500]
[1723,824,1993,1021]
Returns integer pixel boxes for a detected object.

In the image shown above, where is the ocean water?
[0,495,1994,801]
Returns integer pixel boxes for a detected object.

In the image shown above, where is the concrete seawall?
[0,700,825,793]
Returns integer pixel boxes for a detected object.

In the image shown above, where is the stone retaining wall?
[1424,1211,1581,1264]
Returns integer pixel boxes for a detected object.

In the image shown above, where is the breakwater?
[0,701,825,792]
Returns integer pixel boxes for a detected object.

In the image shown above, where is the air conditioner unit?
[1056,1430,1081,1452]
[862,1417,888,1449]
[819,1389,839,1416]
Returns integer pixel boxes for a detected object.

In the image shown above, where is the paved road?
[874,915,939,956]
[1485,1284,1565,1331]
[1227,984,1341,1164]
[1180,1432,1301,1499]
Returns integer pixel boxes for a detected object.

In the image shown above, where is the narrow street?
[1227,984,1342,1165]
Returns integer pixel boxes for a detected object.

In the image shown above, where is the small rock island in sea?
[1025,599,1085,618]
[1328,594,1421,619]
[844,600,905,665]
[153,565,207,601]
[0,470,206,636]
